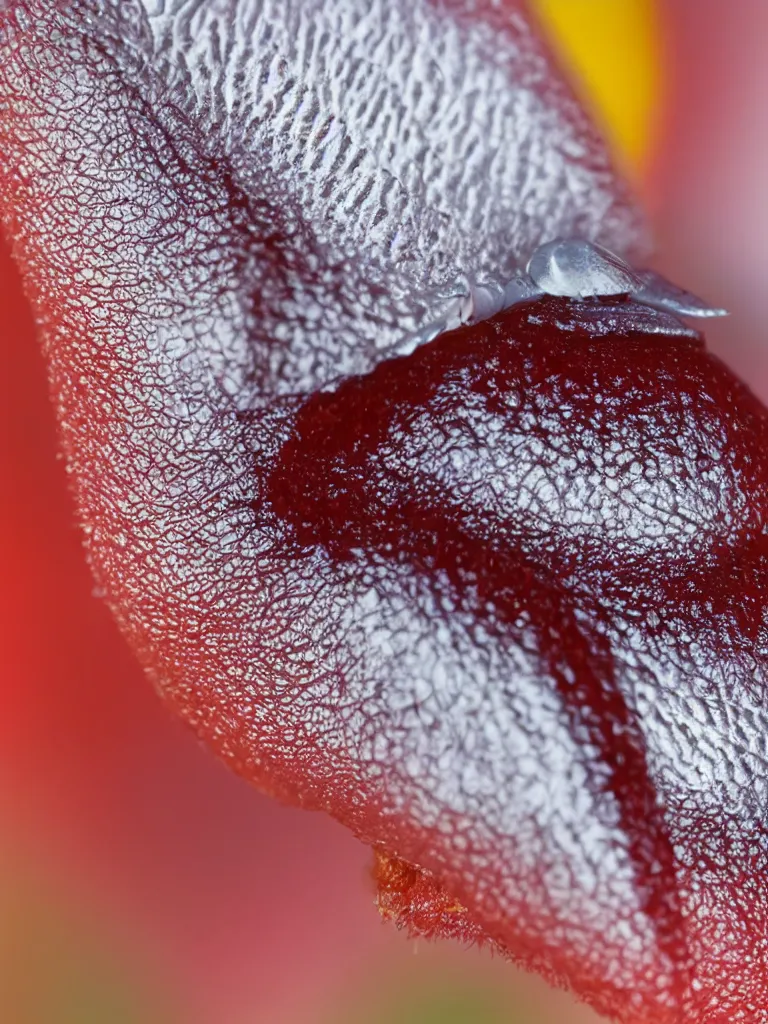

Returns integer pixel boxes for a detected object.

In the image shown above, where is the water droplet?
[527,238,641,298]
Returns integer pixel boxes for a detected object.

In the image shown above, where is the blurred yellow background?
[531,0,662,175]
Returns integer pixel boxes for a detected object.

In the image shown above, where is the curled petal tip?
[635,269,729,319]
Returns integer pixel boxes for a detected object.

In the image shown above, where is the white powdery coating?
[0,0,685,999]
[129,0,646,391]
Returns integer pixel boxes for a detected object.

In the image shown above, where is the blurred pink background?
[2,2,766,1021]
[653,0,768,397]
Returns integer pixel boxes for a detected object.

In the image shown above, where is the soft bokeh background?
[2,1,764,1021]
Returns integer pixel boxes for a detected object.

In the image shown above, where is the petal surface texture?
[1,3,766,1023]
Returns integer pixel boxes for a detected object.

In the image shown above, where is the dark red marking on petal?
[268,297,725,1001]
